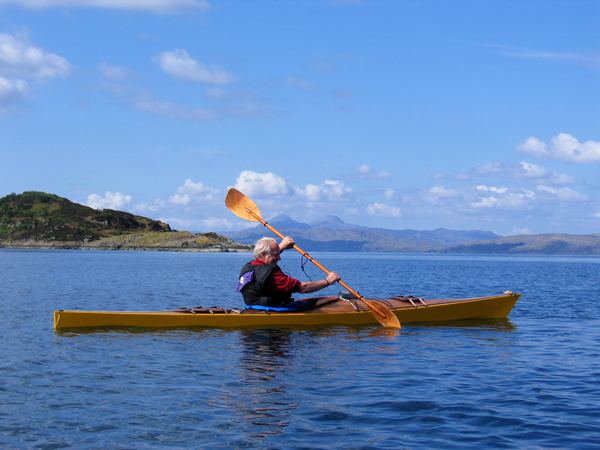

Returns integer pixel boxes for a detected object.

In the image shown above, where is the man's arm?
[297,271,341,293]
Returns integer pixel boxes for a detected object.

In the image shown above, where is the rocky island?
[0,192,251,252]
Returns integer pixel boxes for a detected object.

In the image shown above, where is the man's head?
[253,237,281,264]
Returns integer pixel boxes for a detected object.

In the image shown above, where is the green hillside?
[0,191,171,242]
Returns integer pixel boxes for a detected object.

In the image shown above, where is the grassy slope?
[0,191,171,241]
[0,192,250,251]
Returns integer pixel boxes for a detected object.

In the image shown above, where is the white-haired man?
[237,236,340,309]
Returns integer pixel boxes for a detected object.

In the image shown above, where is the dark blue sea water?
[1,249,599,449]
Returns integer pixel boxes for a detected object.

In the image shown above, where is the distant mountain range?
[224,214,500,252]
[223,214,600,255]
[445,233,600,255]
[3,192,599,255]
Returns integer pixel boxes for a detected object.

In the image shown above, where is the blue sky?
[1,0,599,235]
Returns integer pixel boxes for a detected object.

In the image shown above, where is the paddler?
[237,236,340,310]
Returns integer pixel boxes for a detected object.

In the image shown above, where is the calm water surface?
[1,249,599,449]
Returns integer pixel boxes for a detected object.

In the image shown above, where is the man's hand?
[325,271,341,286]
[279,236,295,251]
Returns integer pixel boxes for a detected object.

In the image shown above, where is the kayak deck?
[53,291,520,330]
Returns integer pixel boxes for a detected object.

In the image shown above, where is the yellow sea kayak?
[53,291,520,330]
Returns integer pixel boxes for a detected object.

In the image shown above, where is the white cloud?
[0,76,29,111]
[134,198,166,213]
[383,188,395,200]
[86,192,133,210]
[492,44,600,66]
[519,133,600,163]
[154,49,234,85]
[323,180,350,198]
[546,173,574,185]
[134,180,218,215]
[0,0,210,13]
[479,160,549,178]
[0,32,69,80]
[235,171,288,197]
[475,161,573,185]
[551,133,600,163]
[516,161,573,184]
[471,186,535,209]
[511,226,533,235]
[513,161,574,184]
[470,196,498,208]
[296,183,320,202]
[98,62,131,80]
[200,217,233,229]
[0,33,68,112]
[476,185,508,194]
[356,164,389,179]
[475,161,503,176]
[295,179,351,202]
[367,202,401,217]
[427,185,460,202]
[595,212,600,219]
[169,179,218,205]
[517,161,547,178]
[536,185,586,202]
[518,137,548,158]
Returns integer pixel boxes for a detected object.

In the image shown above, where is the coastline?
[0,231,252,252]
[0,244,250,252]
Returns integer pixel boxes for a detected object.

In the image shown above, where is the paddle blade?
[364,299,401,329]
[225,188,263,222]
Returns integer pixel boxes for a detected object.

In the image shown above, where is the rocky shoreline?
[0,231,252,252]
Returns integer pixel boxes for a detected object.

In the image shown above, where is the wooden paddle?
[225,188,401,329]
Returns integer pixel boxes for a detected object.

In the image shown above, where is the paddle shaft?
[244,208,364,300]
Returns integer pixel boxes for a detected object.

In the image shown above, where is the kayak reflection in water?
[238,329,294,438]
[237,236,340,311]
